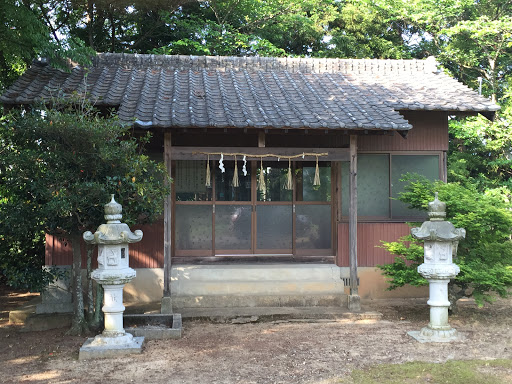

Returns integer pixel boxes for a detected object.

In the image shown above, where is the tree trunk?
[87,0,95,49]
[109,6,116,53]
[85,243,95,324]
[93,283,104,329]
[67,233,89,336]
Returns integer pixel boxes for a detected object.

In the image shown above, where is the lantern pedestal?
[80,281,144,360]
[408,279,462,343]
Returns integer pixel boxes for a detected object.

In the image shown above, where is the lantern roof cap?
[83,196,143,245]
[411,193,465,242]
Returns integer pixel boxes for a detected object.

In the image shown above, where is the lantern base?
[78,335,144,360]
[408,327,463,343]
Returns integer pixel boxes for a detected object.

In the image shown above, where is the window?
[257,161,292,202]
[216,161,251,201]
[341,154,440,220]
[175,160,212,201]
[296,162,331,202]
[391,155,440,218]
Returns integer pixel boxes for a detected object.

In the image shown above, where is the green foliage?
[0,0,48,90]
[325,0,412,59]
[0,227,50,291]
[0,104,170,291]
[0,0,93,91]
[150,0,336,57]
[448,105,512,192]
[347,359,512,384]
[378,176,512,305]
[378,235,427,290]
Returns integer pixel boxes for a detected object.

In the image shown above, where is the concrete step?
[172,293,347,309]
[171,264,346,299]
[179,306,382,323]
[173,264,344,281]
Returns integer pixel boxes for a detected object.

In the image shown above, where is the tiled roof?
[1,54,499,131]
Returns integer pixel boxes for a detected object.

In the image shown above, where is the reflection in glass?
[296,162,331,202]
[296,205,331,249]
[215,205,252,250]
[257,162,292,202]
[341,154,390,217]
[256,205,292,250]
[392,155,439,217]
[175,160,212,201]
[216,161,251,201]
[175,205,212,250]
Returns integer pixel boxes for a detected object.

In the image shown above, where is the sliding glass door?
[174,159,333,257]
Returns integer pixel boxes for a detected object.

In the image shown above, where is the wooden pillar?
[348,135,361,311]
[161,131,173,313]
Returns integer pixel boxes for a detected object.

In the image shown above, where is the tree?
[0,0,94,91]
[324,0,412,59]
[448,107,512,193]
[0,0,47,90]
[378,176,512,309]
[150,0,338,57]
[0,103,170,334]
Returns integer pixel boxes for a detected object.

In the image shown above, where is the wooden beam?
[170,147,350,161]
[163,132,172,299]
[349,135,359,297]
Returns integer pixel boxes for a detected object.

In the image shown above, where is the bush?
[378,175,512,305]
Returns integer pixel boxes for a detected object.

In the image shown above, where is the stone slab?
[408,330,465,343]
[125,313,182,340]
[78,336,144,360]
[35,302,73,314]
[9,297,72,331]
[36,266,73,314]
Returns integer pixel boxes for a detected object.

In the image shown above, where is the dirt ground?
[0,285,511,384]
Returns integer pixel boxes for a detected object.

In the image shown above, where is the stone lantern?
[408,192,466,343]
[79,195,144,359]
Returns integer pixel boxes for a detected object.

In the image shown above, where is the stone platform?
[408,329,465,343]
[124,313,182,340]
[79,336,144,360]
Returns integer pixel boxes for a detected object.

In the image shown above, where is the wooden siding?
[45,220,164,268]
[357,111,448,152]
[45,234,74,266]
[337,222,411,267]
[130,220,164,268]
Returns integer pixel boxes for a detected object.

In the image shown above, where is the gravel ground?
[0,287,511,384]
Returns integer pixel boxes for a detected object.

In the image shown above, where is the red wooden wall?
[337,222,411,267]
[357,111,448,152]
[45,220,164,268]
